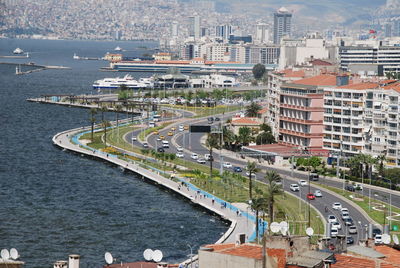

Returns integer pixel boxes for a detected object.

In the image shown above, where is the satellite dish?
[393,235,399,245]
[152,250,163,262]
[280,221,289,235]
[382,234,391,244]
[270,222,280,233]
[104,252,113,265]
[143,249,153,261]
[306,227,314,236]
[10,248,18,260]
[1,249,10,260]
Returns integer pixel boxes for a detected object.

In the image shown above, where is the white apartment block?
[206,43,230,61]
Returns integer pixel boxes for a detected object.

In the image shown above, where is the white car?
[223,162,232,168]
[191,153,199,159]
[197,158,206,164]
[328,215,338,223]
[156,137,161,141]
[177,146,184,152]
[375,234,382,244]
[349,226,357,234]
[331,228,338,238]
[355,183,363,190]
[314,190,322,197]
[246,172,256,178]
[332,202,342,210]
[332,222,342,230]
[131,136,137,141]
[176,152,184,158]
[290,184,300,192]
[341,207,349,213]
[341,212,350,220]
[299,180,308,186]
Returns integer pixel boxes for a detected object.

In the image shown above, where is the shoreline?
[52,123,256,266]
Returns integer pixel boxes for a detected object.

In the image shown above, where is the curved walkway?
[52,123,256,266]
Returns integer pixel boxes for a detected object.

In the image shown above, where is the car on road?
[143,142,149,148]
[204,154,213,161]
[184,125,189,130]
[330,228,338,238]
[299,180,308,186]
[197,158,206,164]
[332,222,342,230]
[375,234,382,244]
[246,172,256,178]
[355,183,363,190]
[306,193,316,200]
[159,135,165,140]
[157,147,165,153]
[341,207,349,213]
[332,202,342,210]
[290,184,300,192]
[314,190,322,197]
[214,117,220,121]
[156,137,162,141]
[208,117,214,124]
[167,131,174,136]
[309,173,319,181]
[176,152,184,158]
[233,166,242,172]
[341,212,350,220]
[131,136,137,141]
[191,153,199,160]
[344,218,354,226]
[348,226,357,234]
[372,228,382,237]
[223,162,232,168]
[171,127,176,131]
[328,215,338,223]
[153,130,159,135]
[346,236,354,244]
[345,185,355,192]
[179,125,184,131]
[177,146,183,152]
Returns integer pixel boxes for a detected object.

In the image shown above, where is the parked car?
[307,193,316,200]
[233,166,242,172]
[197,158,206,164]
[346,236,354,244]
[328,215,338,223]
[314,190,322,197]
[349,226,357,234]
[299,180,308,186]
[223,162,232,168]
[332,202,342,210]
[290,184,300,192]
[375,234,383,244]
[176,152,184,158]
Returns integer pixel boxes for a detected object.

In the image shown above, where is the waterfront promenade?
[52,124,256,266]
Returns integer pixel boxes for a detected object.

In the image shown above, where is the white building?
[255,23,270,44]
[190,74,236,88]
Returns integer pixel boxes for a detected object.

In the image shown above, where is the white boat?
[73,53,80,59]
[13,48,24,54]
[114,46,122,51]
[93,74,150,90]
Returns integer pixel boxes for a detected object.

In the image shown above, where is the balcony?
[280,103,323,112]
[279,116,323,125]
[280,128,324,138]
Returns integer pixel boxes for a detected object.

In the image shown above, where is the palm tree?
[238,127,253,146]
[114,104,124,139]
[205,133,220,176]
[89,108,98,142]
[376,154,386,178]
[246,161,260,200]
[102,120,110,145]
[100,105,108,122]
[264,171,284,223]
[250,197,267,243]
[245,102,262,117]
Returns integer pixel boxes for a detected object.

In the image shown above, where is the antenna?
[104,252,113,265]
[393,235,399,245]
[10,248,19,260]
[152,250,163,263]
[306,227,314,236]
[143,249,153,261]
[382,234,391,244]
[1,249,10,260]
[280,221,289,235]
[270,222,280,233]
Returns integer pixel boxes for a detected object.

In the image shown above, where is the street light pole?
[187,244,193,268]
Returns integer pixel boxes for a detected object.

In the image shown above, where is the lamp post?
[187,244,193,268]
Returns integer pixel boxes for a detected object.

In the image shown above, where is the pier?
[2,62,71,75]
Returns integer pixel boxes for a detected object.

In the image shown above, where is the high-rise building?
[189,15,201,40]
[171,21,178,37]
[215,25,232,41]
[273,7,292,45]
[255,23,269,44]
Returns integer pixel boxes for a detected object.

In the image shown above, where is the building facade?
[273,7,292,45]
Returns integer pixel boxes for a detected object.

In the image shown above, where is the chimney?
[68,255,80,268]
[336,75,349,86]
[54,261,68,268]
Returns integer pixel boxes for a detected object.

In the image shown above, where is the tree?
[260,123,272,133]
[250,197,267,243]
[222,126,236,149]
[256,132,275,145]
[205,133,220,176]
[264,171,284,223]
[246,161,260,200]
[252,63,266,80]
[89,108,98,142]
[102,120,110,144]
[375,154,386,178]
[238,127,253,146]
[245,102,262,117]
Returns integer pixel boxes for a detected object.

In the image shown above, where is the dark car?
[214,117,220,121]
[346,236,354,244]
[344,217,354,226]
[208,117,214,124]
[345,185,355,192]
[157,147,165,153]
[309,173,319,181]
[372,228,382,237]
[233,166,242,172]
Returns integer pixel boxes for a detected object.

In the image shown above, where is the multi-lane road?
[124,112,396,244]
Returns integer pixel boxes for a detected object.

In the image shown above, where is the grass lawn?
[314,182,400,237]
[161,104,242,118]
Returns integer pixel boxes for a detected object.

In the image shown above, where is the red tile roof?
[310,59,333,66]
[258,107,268,114]
[232,117,261,125]
[332,254,376,268]
[277,69,306,78]
[375,245,400,266]
[382,82,400,93]
[337,82,379,90]
[294,74,337,86]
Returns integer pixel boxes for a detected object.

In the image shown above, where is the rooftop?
[337,82,379,90]
[275,69,306,78]
[375,245,400,266]
[204,243,263,260]
[293,74,337,86]
[231,117,261,125]
[309,59,333,66]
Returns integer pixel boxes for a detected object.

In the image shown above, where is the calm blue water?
[0,39,228,268]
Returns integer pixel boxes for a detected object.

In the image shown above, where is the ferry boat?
[13,48,24,54]
[93,74,150,90]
